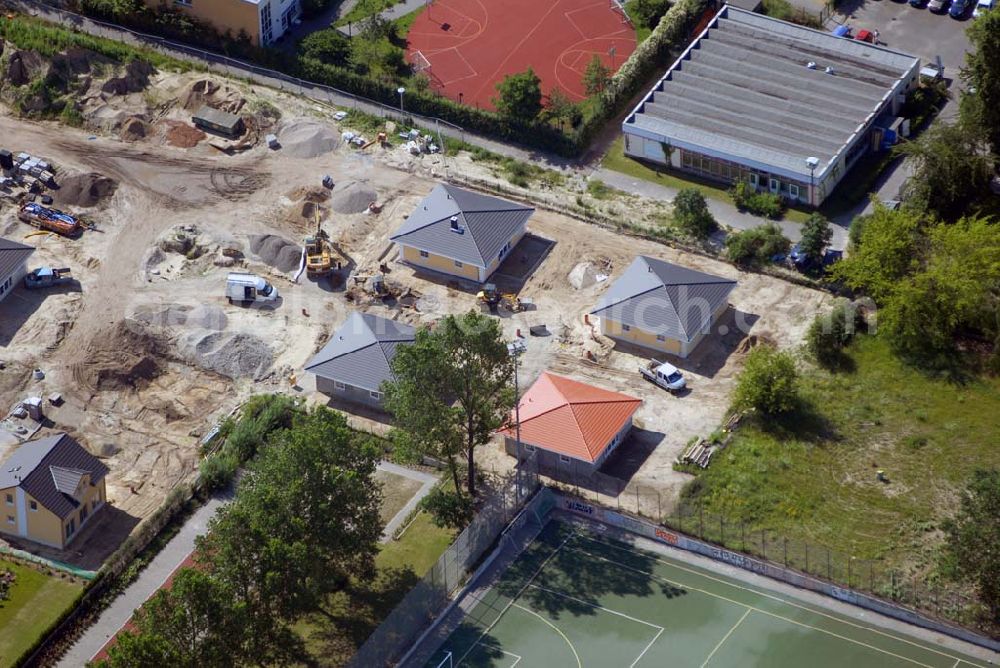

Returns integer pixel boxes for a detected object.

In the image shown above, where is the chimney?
[450,215,463,233]
[806,61,817,69]
[825,66,834,75]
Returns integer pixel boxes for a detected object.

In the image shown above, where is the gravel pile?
[279,120,340,159]
[53,172,118,207]
[330,181,378,214]
[130,304,228,330]
[184,331,273,379]
[249,234,301,272]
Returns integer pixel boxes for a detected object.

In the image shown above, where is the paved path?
[56,490,233,668]
[378,461,438,542]
[334,0,431,36]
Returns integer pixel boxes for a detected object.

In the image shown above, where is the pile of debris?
[679,413,743,468]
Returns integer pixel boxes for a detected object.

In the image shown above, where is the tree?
[98,569,246,668]
[493,69,543,120]
[963,12,1000,156]
[672,188,717,239]
[299,28,351,65]
[386,311,515,497]
[832,204,926,304]
[805,301,858,370]
[725,223,790,267]
[896,120,992,221]
[630,0,672,29]
[799,213,832,262]
[582,54,612,97]
[942,469,1000,619]
[733,345,798,415]
[543,87,580,128]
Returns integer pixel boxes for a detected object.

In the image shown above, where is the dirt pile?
[101,58,154,95]
[131,304,228,331]
[330,181,378,214]
[75,322,166,392]
[120,117,148,141]
[182,79,246,113]
[162,120,206,148]
[53,172,118,207]
[279,120,340,159]
[180,331,273,379]
[6,50,47,87]
[249,234,301,272]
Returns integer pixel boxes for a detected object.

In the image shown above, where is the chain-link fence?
[537,468,988,633]
[348,463,542,668]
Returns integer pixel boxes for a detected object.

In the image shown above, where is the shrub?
[672,188,717,239]
[725,223,790,267]
[629,0,673,29]
[733,345,799,415]
[420,486,474,530]
[799,212,833,262]
[805,302,859,370]
[493,68,543,120]
[587,179,612,199]
[198,452,239,492]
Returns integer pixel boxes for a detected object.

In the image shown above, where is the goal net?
[411,50,432,74]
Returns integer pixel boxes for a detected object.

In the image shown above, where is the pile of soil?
[120,116,147,141]
[249,234,301,272]
[163,120,206,148]
[279,120,340,159]
[330,181,378,214]
[183,331,273,379]
[52,172,118,207]
[131,304,227,331]
[101,58,154,95]
[77,322,165,392]
[182,79,246,114]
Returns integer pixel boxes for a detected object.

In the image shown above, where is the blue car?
[909,0,927,7]
[949,0,971,15]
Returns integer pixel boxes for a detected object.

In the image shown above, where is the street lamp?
[806,156,820,207]
[507,339,526,500]
[397,86,406,114]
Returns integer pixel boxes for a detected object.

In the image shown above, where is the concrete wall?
[0,260,27,303]
[316,376,385,409]
[399,244,484,282]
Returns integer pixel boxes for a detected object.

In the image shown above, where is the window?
[29,501,37,511]
[559,455,572,464]
[334,380,346,390]
[769,178,780,193]
[748,173,759,189]
[656,335,666,342]
[260,2,273,44]
[454,260,463,268]
[621,324,631,332]
[4,494,11,505]
[174,0,192,5]
[6,515,13,525]
[789,184,800,200]
[65,519,76,538]
[80,506,88,523]
[370,390,383,400]
[91,500,97,512]
[419,250,429,258]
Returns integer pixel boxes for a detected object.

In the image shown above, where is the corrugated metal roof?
[0,237,34,281]
[192,105,241,131]
[624,6,920,178]
[590,256,736,342]
[390,184,534,266]
[0,433,108,519]
[304,312,415,392]
[500,373,641,463]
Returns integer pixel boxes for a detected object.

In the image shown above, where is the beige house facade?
[143,0,301,46]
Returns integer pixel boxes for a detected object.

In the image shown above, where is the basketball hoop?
[411,50,432,74]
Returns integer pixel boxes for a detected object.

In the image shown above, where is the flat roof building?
[622,6,920,206]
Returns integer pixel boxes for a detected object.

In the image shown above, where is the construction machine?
[476,284,525,313]
[304,212,334,279]
[17,203,81,237]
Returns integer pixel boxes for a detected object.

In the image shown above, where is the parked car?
[639,359,686,393]
[789,244,815,269]
[225,272,280,305]
[909,0,928,7]
[949,0,972,15]
[973,0,994,16]
[928,0,950,12]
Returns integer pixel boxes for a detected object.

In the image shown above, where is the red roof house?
[500,372,642,475]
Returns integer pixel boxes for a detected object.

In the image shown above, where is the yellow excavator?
[304,211,334,278]
[476,283,524,313]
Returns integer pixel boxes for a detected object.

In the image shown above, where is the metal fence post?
[804,543,809,573]
[741,523,746,552]
[827,548,831,580]
[657,492,661,520]
[636,485,640,515]
[720,516,725,545]
[762,530,766,559]
[783,539,788,567]
[699,504,704,537]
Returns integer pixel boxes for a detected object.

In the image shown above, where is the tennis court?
[423,521,991,667]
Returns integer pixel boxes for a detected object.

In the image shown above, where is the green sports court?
[423,521,991,668]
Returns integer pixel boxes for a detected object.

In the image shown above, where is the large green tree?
[582,54,612,97]
[963,12,1000,156]
[672,188,717,239]
[725,223,790,267]
[943,469,1000,620]
[493,69,543,120]
[386,311,515,497]
[733,345,798,416]
[799,213,832,263]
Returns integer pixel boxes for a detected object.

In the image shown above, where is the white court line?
[700,609,752,667]
[512,603,582,668]
[574,533,993,668]
[456,531,575,667]
[476,642,523,668]
[570,543,939,668]
[631,626,665,668]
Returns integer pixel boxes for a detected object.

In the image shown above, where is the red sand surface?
[406,0,637,110]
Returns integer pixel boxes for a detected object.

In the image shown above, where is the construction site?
[0,53,831,567]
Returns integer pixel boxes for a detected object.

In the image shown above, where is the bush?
[198,452,239,492]
[730,181,784,218]
[629,0,673,29]
[725,223,790,267]
[587,179,612,199]
[805,302,859,370]
[733,345,799,415]
[420,487,474,530]
[799,213,833,262]
[672,188,717,239]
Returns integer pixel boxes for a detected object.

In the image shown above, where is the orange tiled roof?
[500,372,641,463]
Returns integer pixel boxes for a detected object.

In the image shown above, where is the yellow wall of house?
[0,478,107,549]
[143,0,261,44]
[0,486,19,539]
[601,317,684,355]
[24,491,65,547]
[400,244,482,281]
[483,228,527,278]
[62,478,106,547]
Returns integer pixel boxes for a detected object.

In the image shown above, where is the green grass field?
[686,336,1000,570]
[0,559,83,667]
[424,521,988,667]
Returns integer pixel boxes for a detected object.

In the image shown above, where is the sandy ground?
[0,67,830,566]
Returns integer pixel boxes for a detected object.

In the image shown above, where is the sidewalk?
[56,490,233,668]
[377,461,438,542]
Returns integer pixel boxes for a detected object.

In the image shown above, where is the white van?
[225,272,279,305]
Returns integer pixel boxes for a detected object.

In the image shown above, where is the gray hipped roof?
[0,237,35,280]
[390,184,534,267]
[305,312,416,392]
[624,7,920,179]
[591,256,736,342]
[0,433,109,519]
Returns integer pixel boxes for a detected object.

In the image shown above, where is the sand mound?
[249,234,301,272]
[279,120,340,159]
[78,322,165,391]
[131,304,227,331]
[330,181,378,214]
[53,172,118,207]
[163,120,206,148]
[182,331,272,379]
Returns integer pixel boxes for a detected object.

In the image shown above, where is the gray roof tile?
[0,433,108,519]
[391,184,533,266]
[0,237,34,281]
[591,256,736,342]
[305,312,416,392]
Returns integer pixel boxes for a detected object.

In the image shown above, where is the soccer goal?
[610,0,633,25]
[433,650,454,668]
[411,50,432,75]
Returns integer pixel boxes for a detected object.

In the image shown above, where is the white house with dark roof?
[305,311,416,409]
[590,256,736,358]
[622,6,921,206]
[391,184,534,283]
[0,433,109,549]
[0,237,34,304]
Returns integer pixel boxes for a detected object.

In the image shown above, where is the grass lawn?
[0,559,84,667]
[392,6,425,37]
[600,137,812,224]
[375,470,423,526]
[295,511,456,665]
[684,336,1000,573]
[336,0,405,26]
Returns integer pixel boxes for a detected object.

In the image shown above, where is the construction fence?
[347,465,543,668]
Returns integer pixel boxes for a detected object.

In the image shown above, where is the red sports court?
[406,0,637,110]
